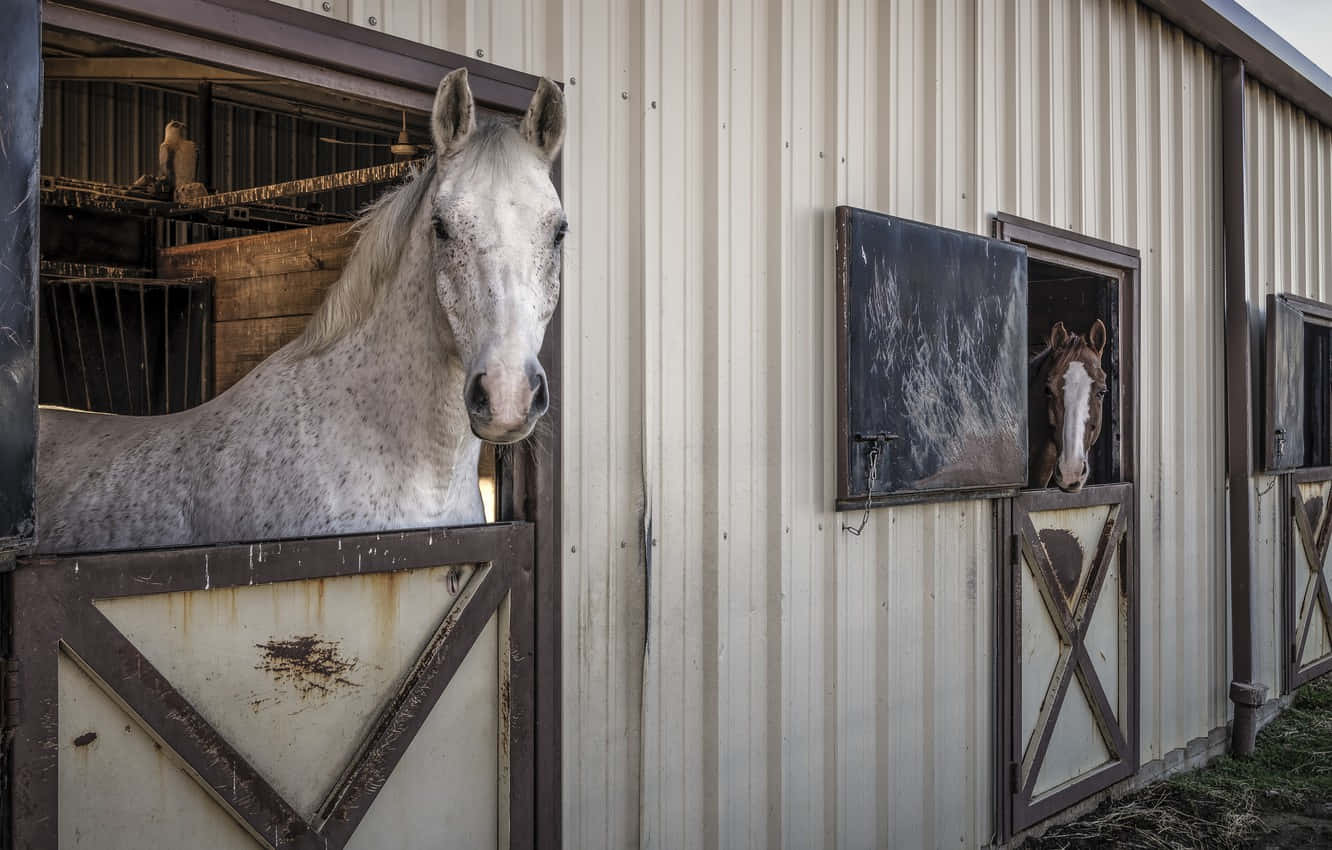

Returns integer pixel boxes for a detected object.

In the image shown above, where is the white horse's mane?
[293,119,526,356]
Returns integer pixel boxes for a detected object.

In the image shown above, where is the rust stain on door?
[255,635,361,697]
[1038,527,1085,611]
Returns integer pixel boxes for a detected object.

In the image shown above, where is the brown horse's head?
[1032,320,1108,492]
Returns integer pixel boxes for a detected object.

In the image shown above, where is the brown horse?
[1028,320,1108,492]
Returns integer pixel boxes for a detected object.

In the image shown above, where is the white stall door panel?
[95,563,476,819]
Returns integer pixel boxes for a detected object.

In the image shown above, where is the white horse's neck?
[262,209,483,520]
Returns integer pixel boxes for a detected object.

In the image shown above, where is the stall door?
[1285,470,1332,690]
[10,523,534,850]
[1001,484,1138,833]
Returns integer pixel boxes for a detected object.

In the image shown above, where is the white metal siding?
[1245,78,1332,695]
[268,0,1231,847]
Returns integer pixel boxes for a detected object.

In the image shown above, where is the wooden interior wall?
[158,222,353,392]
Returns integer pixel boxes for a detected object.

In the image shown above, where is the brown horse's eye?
[1096,388,1108,399]
[1044,386,1054,397]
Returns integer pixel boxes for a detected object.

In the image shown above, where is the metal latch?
[842,432,900,536]
[1274,428,1287,462]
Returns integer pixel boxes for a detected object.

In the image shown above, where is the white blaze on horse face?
[1057,361,1093,489]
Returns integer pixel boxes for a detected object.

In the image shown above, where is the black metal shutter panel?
[837,206,1028,504]
[0,0,40,549]
[1265,293,1306,471]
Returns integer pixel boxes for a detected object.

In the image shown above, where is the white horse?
[36,69,566,553]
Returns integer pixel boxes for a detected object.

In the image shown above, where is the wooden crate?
[158,223,354,392]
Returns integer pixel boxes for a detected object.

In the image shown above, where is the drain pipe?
[1221,55,1267,756]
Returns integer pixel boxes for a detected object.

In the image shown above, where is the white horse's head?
[428,69,566,443]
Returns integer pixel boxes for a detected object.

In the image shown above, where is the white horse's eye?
[554,219,569,247]
[432,215,451,241]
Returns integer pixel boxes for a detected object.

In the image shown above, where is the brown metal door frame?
[11,522,535,849]
[992,214,1142,840]
[998,483,1139,837]
[1283,468,1332,692]
[27,4,565,842]
[41,0,542,113]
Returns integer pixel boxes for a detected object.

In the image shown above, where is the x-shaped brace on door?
[1017,504,1129,799]
[1291,495,1332,670]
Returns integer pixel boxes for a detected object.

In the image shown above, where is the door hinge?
[2,659,18,732]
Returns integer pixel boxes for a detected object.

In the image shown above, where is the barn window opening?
[1026,257,1123,487]
[36,30,511,536]
[1303,322,1331,468]
[992,213,1139,492]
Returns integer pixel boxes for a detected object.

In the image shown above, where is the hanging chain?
[842,445,880,536]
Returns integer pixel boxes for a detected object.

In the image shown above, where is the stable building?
[1,0,1331,848]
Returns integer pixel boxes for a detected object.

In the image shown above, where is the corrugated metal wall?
[1244,78,1332,695]
[269,1,1230,847]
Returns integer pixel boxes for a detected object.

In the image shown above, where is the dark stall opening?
[1027,257,1123,487]
[1304,321,1332,468]
[35,28,506,516]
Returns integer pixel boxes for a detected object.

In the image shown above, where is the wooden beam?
[43,56,266,82]
[171,161,419,211]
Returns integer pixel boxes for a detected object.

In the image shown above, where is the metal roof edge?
[1138,0,1332,128]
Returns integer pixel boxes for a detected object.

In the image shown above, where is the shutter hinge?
[1010,533,1020,567]
[2,659,18,732]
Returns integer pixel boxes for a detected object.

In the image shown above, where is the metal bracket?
[1274,428,1287,464]
[1229,680,1268,709]
[851,432,900,493]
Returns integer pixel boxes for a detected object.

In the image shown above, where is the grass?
[1023,673,1332,850]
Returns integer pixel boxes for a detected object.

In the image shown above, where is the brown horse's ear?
[1088,319,1107,356]
[1049,321,1070,349]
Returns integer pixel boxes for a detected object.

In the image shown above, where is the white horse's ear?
[1049,321,1070,349]
[432,68,476,157]
[520,78,565,161]
[1088,319,1107,356]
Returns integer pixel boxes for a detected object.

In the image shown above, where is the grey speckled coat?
[36,70,566,553]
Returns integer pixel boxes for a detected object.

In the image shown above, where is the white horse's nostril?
[465,373,490,420]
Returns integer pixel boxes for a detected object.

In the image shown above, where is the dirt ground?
[1021,674,1332,850]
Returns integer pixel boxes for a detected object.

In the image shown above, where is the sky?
[1236,0,1332,78]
